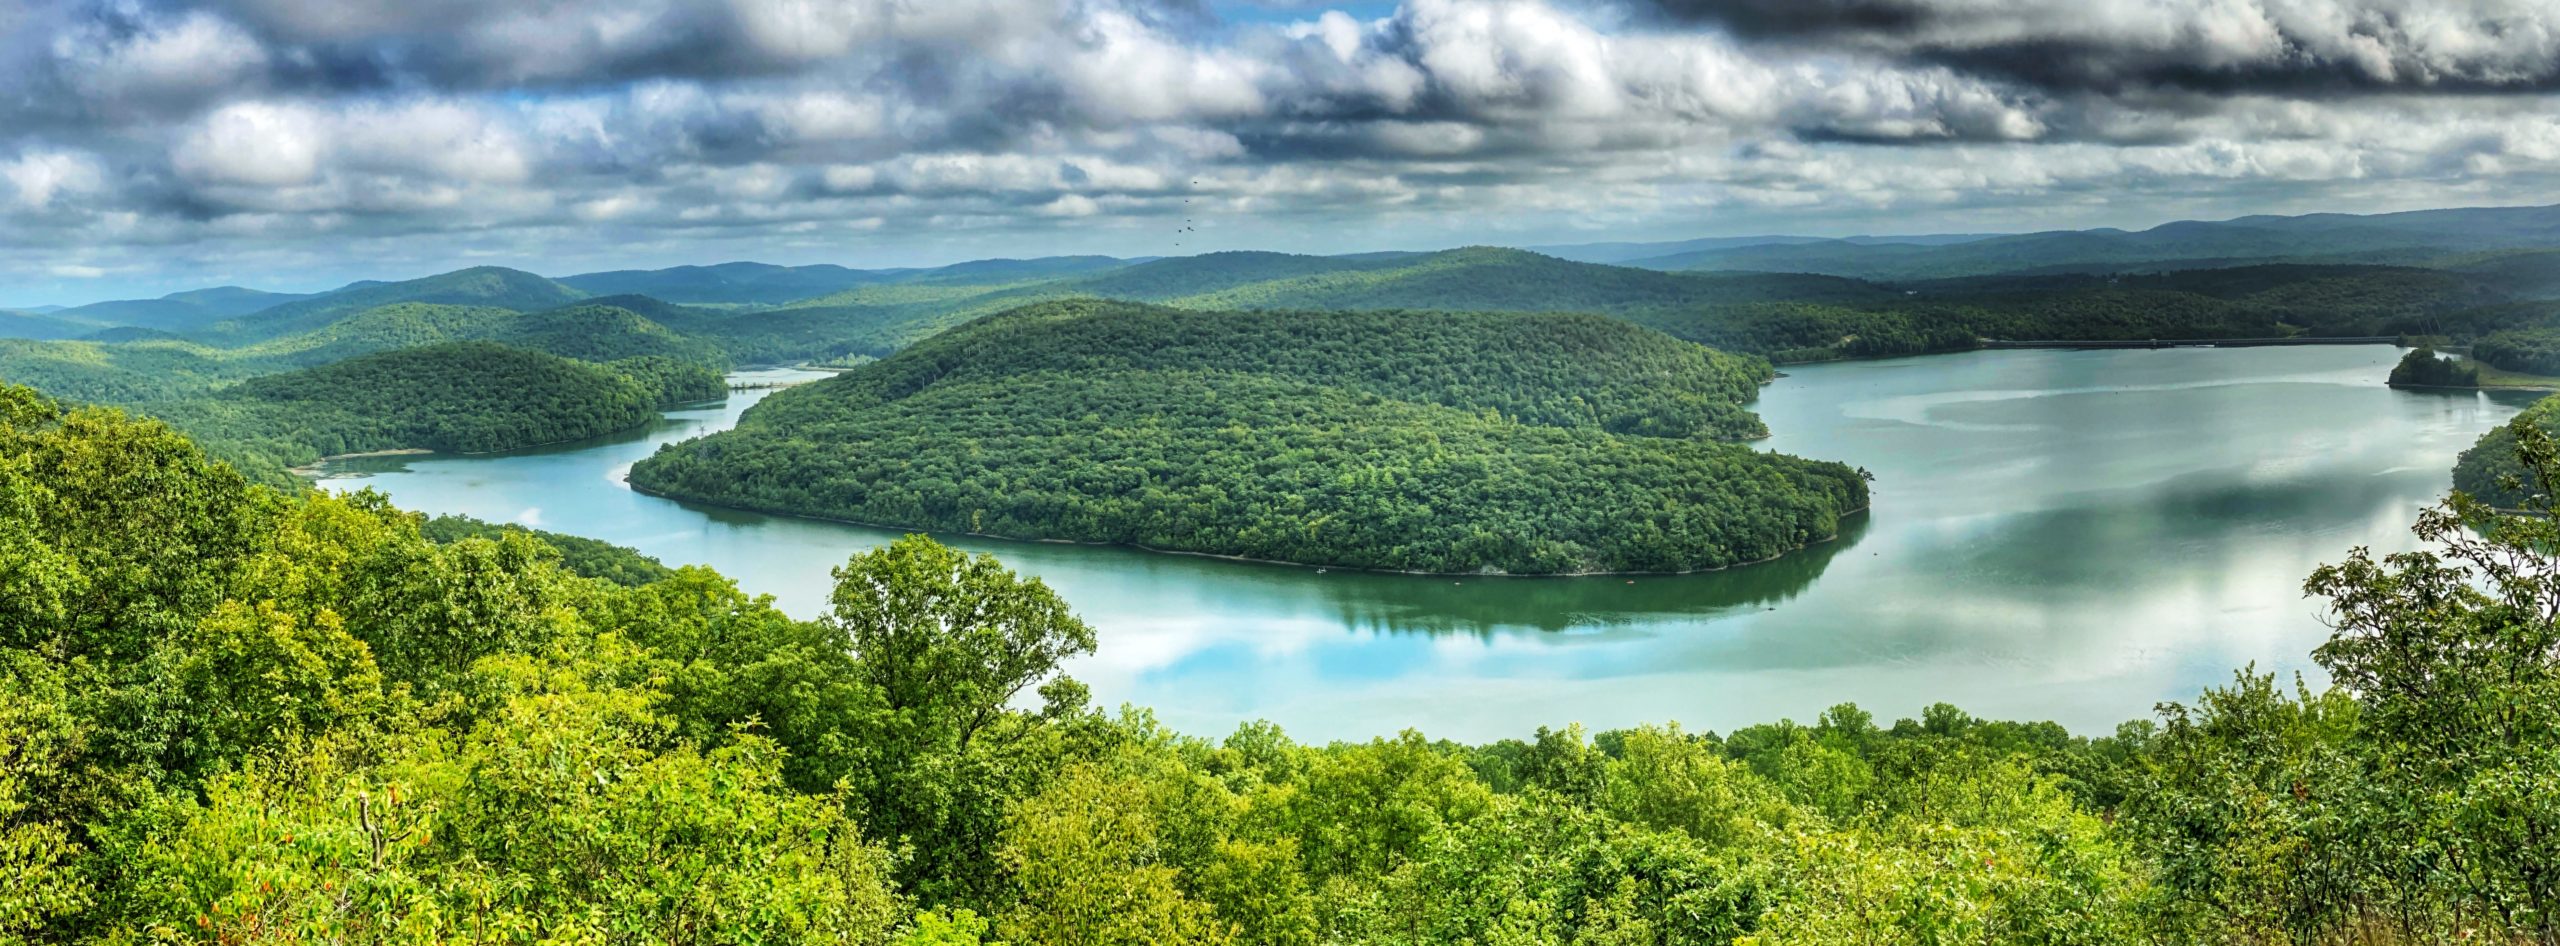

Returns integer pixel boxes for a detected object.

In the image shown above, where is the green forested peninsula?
[2388,346,2480,387]
[631,302,1867,574]
[12,383,2560,944]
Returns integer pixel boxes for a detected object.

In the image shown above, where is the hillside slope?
[737,248,1898,363]
[143,341,701,474]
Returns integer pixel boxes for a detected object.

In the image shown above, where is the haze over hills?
[53,287,317,331]
[1642,203,2560,280]
[200,266,592,343]
[557,262,893,305]
[15,200,2560,330]
[1528,233,2001,266]
[0,310,103,341]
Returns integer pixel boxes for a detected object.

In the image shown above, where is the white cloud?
[2,149,107,210]
[173,100,325,187]
[53,7,268,110]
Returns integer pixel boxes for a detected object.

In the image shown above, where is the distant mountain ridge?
[16,200,2560,331]
[1530,233,1999,265]
[2,286,317,337]
[199,266,590,343]
[12,200,2560,360]
[1645,203,2560,279]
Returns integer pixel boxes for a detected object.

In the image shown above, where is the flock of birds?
[1173,182,1198,248]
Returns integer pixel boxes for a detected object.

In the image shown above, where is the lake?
[320,347,2539,743]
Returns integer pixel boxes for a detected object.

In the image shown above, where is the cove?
[318,348,2539,743]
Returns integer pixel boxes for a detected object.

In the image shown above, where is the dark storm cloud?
[1636,0,2560,94]
[1647,0,1929,35]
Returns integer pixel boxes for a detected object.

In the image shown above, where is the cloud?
[52,6,269,112]
[3,148,108,210]
[171,100,324,187]
[1634,0,2560,94]
[3,0,2560,303]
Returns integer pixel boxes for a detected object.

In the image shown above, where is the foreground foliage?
[7,382,2560,943]
[2454,393,2560,508]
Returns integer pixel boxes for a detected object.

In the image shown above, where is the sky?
[5,0,2560,306]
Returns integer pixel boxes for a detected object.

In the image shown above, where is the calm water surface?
[322,349,2539,742]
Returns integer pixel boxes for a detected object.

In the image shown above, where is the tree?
[824,535,1100,905]
[827,535,1096,751]
[2299,420,2560,939]
[996,761,1237,946]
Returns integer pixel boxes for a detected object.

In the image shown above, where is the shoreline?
[296,417,685,479]
[2390,381,2560,393]
[626,478,1871,578]
[289,447,433,476]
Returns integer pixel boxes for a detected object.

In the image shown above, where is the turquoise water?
[321,349,2540,742]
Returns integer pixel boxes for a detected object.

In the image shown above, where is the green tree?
[829,535,1097,751]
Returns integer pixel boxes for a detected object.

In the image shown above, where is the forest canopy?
[630,301,1869,574]
[10,380,2560,944]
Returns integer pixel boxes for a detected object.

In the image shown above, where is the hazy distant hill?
[557,256,1133,306]
[1533,233,1996,265]
[52,287,315,332]
[0,287,314,340]
[0,309,103,341]
[1652,204,2560,279]
[202,266,588,342]
[558,262,891,305]
[896,255,1130,285]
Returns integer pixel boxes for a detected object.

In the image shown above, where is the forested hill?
[157,342,717,469]
[721,247,1908,362]
[1112,246,1894,312]
[238,300,729,369]
[631,301,1868,574]
[199,266,588,343]
[751,298,1781,440]
[690,249,2536,367]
